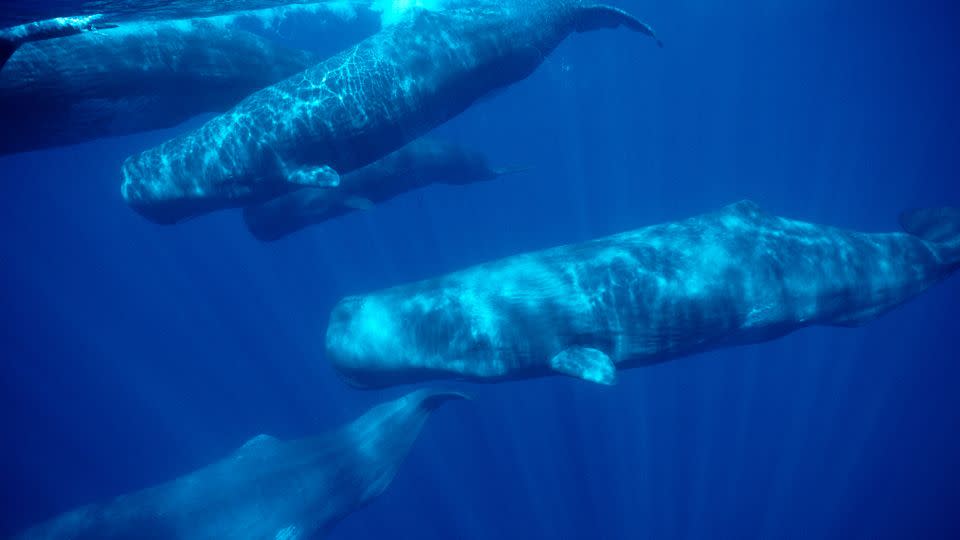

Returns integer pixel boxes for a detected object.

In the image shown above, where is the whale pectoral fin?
[575,5,663,47]
[550,347,617,385]
[0,36,18,71]
[285,165,340,188]
[343,197,375,210]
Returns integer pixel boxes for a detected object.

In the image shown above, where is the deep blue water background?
[2,0,959,538]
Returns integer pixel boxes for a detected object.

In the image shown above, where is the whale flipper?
[550,347,616,384]
[286,165,340,188]
[574,5,663,47]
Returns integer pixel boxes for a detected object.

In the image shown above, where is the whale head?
[325,285,513,388]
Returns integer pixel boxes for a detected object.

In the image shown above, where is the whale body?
[242,138,522,241]
[0,15,114,71]
[120,0,660,224]
[1,1,362,29]
[326,201,960,387]
[12,389,467,539]
[0,17,326,157]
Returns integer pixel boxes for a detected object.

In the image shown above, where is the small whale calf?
[242,138,525,241]
[326,201,960,387]
[0,18,321,157]
[120,0,660,223]
[13,389,467,540]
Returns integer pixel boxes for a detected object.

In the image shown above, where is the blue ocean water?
[1,0,959,538]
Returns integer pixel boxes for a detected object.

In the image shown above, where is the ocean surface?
[2,0,959,538]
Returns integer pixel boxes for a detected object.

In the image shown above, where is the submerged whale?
[13,389,467,540]
[0,18,323,157]
[0,15,115,71]
[120,0,660,223]
[242,138,525,241]
[1,1,365,29]
[326,201,960,387]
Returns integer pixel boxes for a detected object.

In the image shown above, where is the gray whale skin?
[326,201,960,387]
[0,15,114,71]
[0,18,320,157]
[13,389,467,540]
[120,0,660,224]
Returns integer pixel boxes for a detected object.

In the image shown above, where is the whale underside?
[325,201,960,388]
[12,389,468,540]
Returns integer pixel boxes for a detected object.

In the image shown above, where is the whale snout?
[325,291,485,388]
[325,295,413,387]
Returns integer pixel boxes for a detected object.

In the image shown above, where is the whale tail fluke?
[900,207,960,267]
[575,5,663,47]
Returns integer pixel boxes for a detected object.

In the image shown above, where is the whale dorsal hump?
[231,433,280,461]
[241,433,278,449]
[574,5,663,47]
[718,199,768,221]
[900,207,960,244]
[550,347,616,384]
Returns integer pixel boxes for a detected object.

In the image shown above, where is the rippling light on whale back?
[326,201,960,388]
[119,0,660,224]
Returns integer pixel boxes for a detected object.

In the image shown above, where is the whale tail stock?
[574,5,663,47]
[900,207,960,269]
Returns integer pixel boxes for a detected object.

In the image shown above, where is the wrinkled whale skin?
[0,18,320,157]
[120,1,659,223]
[326,201,960,388]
